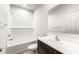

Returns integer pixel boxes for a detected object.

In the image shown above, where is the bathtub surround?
[7,5,34,47]
[9,28,34,45]
[6,4,37,54]
[10,5,33,28]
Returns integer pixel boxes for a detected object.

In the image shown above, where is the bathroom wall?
[11,28,34,44]
[10,5,33,28]
[8,5,34,44]
[49,4,79,34]
[33,5,48,37]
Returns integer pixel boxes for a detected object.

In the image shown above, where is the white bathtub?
[6,28,37,54]
[6,39,37,54]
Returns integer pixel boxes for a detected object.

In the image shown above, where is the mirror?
[48,4,79,34]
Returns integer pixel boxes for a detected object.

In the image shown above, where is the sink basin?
[38,34,79,54]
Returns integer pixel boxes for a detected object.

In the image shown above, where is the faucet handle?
[55,36,60,41]
[9,38,13,41]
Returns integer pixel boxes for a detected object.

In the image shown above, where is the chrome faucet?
[9,39,13,41]
[40,33,47,37]
[55,36,60,41]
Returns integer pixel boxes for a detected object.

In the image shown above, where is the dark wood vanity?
[38,40,62,54]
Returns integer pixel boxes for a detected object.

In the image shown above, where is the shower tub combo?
[6,28,37,54]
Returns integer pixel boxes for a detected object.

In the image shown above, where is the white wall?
[33,5,48,38]
[10,6,33,28]
[49,4,79,34]
[10,28,34,45]
[7,6,34,45]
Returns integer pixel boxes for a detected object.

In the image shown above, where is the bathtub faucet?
[55,36,60,41]
[9,39,13,41]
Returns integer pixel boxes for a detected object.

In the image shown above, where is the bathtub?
[6,39,37,54]
[6,28,37,54]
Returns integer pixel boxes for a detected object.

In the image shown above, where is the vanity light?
[23,4,26,7]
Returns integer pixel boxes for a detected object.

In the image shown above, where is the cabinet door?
[38,40,62,54]
[0,18,7,54]
[0,5,8,54]
[0,29,7,54]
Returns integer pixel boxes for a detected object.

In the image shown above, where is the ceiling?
[10,4,41,12]
[10,4,59,12]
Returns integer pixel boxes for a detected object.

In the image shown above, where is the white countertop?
[38,35,79,54]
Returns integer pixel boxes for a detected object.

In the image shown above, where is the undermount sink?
[38,35,66,47]
[46,35,60,41]
[38,34,79,54]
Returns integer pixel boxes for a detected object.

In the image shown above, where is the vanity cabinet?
[38,40,62,54]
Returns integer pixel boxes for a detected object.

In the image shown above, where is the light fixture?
[23,4,26,7]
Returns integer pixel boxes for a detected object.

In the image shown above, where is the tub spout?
[55,36,60,41]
